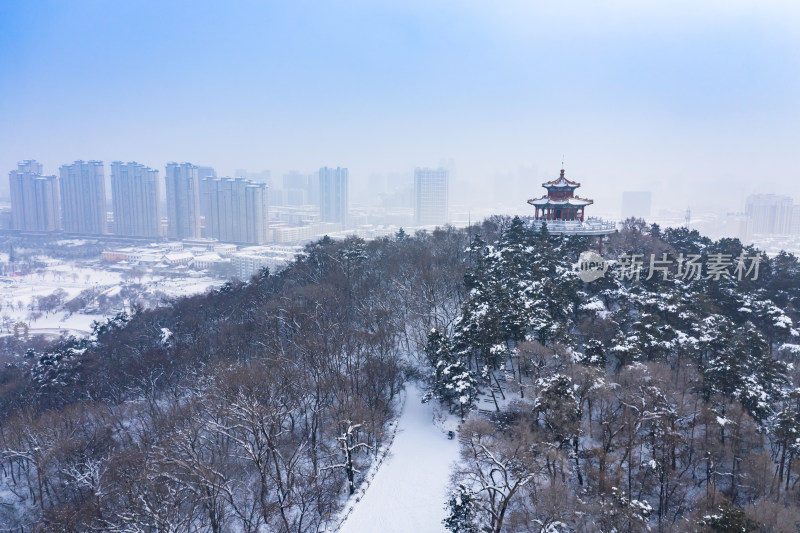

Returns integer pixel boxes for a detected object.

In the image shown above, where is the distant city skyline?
[2,1,800,216]
[745,194,798,238]
[5,155,800,260]
[2,155,799,229]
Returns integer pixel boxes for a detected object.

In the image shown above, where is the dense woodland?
[0,228,467,531]
[435,218,800,533]
[1,217,800,532]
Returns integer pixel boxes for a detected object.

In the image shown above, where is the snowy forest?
[2,217,800,532]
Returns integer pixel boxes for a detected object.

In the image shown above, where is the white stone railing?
[525,217,618,235]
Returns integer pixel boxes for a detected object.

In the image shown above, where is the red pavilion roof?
[542,169,581,189]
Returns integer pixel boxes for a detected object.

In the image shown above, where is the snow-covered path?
[338,383,459,533]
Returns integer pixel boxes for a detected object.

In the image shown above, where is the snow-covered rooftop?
[542,169,581,188]
[527,196,594,207]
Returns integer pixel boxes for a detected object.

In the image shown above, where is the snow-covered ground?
[1,262,222,338]
[338,384,459,533]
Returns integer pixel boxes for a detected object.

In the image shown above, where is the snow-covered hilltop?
[1,217,800,532]
[426,218,800,532]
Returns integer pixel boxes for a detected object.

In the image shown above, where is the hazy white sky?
[2,0,800,214]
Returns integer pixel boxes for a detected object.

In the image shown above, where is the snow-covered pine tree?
[424,328,479,419]
[703,321,789,424]
[580,338,606,366]
[534,374,581,445]
[443,484,479,533]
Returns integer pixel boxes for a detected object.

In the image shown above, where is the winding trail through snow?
[338,383,459,533]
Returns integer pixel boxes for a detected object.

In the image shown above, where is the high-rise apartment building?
[165,162,201,240]
[413,167,449,226]
[745,194,794,236]
[110,162,161,238]
[318,167,348,225]
[59,160,107,234]
[244,182,269,244]
[8,160,61,232]
[200,177,269,244]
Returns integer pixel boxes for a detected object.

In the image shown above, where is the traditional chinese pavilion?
[527,169,593,221]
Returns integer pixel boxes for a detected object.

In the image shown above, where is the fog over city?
[7,3,800,531]
[2,0,800,220]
